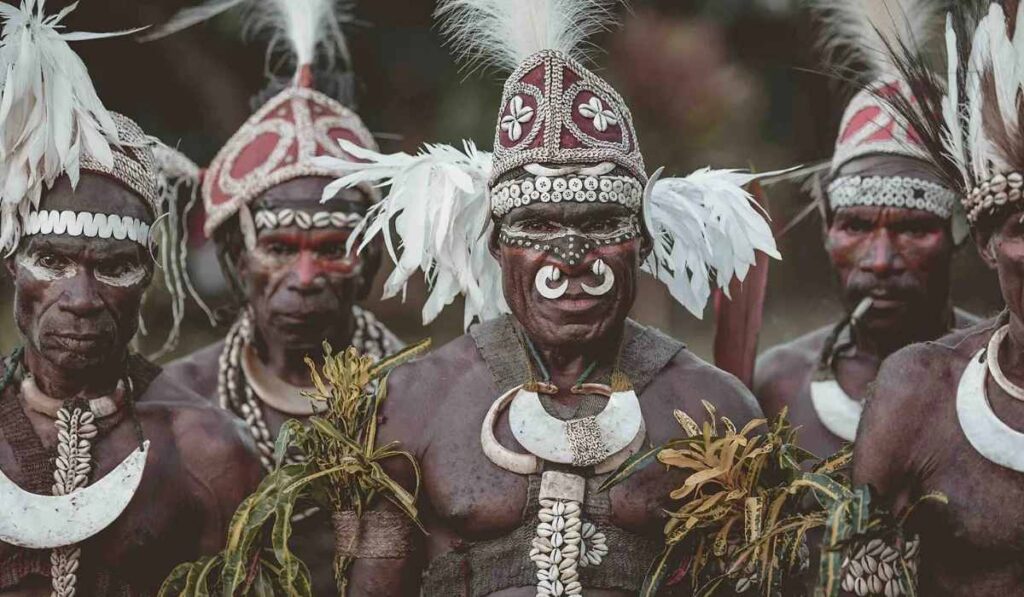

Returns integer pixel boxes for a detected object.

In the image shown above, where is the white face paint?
[17,252,76,282]
[94,262,148,288]
[17,251,148,288]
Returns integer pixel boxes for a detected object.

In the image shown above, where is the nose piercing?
[535,265,568,300]
[581,258,615,296]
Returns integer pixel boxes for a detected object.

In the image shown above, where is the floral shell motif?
[202,86,379,236]
[490,50,647,188]
[831,77,928,173]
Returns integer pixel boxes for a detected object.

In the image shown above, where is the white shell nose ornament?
[582,259,615,296]
[535,265,568,299]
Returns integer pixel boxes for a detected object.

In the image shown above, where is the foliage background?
[0,0,1004,361]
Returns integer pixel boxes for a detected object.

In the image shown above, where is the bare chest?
[417,388,681,546]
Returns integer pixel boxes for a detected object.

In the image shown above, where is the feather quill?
[313,140,506,329]
[141,0,355,74]
[435,0,621,74]
[810,0,943,79]
[642,168,782,320]
[0,0,140,253]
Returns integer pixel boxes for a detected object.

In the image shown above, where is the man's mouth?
[47,332,108,352]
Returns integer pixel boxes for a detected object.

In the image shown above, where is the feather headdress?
[315,0,780,327]
[436,0,619,74]
[873,0,1024,227]
[811,0,944,80]
[0,0,143,253]
[141,0,355,74]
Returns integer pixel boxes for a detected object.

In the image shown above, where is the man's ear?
[976,227,999,270]
[356,238,383,301]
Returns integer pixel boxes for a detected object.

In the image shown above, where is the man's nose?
[287,251,328,294]
[58,271,105,316]
[858,231,904,276]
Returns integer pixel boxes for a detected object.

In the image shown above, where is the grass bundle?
[159,339,430,597]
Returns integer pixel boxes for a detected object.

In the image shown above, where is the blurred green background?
[4,0,1004,363]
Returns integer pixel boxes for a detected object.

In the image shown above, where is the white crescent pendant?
[508,386,643,467]
[957,349,1024,474]
[810,379,862,442]
[0,441,149,549]
[481,385,645,475]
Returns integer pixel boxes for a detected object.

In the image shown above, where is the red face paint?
[826,205,953,333]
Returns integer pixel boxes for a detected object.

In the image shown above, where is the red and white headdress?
[314,0,782,328]
[145,0,379,241]
[814,0,963,231]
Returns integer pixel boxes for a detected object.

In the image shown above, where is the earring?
[535,265,568,299]
[581,259,614,296]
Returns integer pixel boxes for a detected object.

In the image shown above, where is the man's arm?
[175,405,264,553]
[346,366,427,597]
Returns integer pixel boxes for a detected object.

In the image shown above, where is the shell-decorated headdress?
[144,0,380,241]
[315,0,781,329]
[813,0,964,233]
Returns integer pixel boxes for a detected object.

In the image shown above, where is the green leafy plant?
[159,339,430,597]
[602,404,941,597]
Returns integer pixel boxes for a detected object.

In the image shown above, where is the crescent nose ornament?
[535,265,568,300]
[582,259,615,296]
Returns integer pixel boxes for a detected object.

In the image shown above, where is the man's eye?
[318,243,347,259]
[97,260,134,277]
[522,219,559,232]
[582,219,618,233]
[265,243,295,256]
[840,219,873,233]
[37,253,69,269]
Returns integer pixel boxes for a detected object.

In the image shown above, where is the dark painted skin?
[854,207,1024,596]
[345,199,764,596]
[755,155,977,460]
[0,174,262,595]
[163,176,381,595]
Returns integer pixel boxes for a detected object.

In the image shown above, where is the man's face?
[492,200,646,349]
[235,177,377,351]
[826,205,953,333]
[5,175,153,370]
[979,211,1024,324]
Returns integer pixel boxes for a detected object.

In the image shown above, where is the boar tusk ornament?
[535,265,568,299]
[0,440,150,549]
[581,259,614,297]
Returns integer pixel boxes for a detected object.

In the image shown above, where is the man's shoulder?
[160,340,225,402]
[651,348,764,423]
[136,376,255,459]
[752,325,830,412]
[385,332,488,401]
[756,325,830,380]
[871,319,994,410]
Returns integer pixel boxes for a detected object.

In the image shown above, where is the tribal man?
[754,0,978,460]
[0,2,261,595]
[314,1,781,594]
[850,1,1024,595]
[152,0,402,592]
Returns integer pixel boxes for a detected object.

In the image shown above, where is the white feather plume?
[143,0,355,73]
[642,168,782,320]
[313,139,506,329]
[811,0,943,78]
[435,0,621,74]
[0,0,141,254]
[948,2,1024,186]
